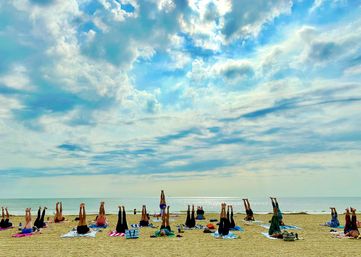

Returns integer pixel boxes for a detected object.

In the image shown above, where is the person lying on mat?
[196,206,205,220]
[227,205,236,229]
[140,205,149,227]
[96,202,106,226]
[269,205,283,238]
[54,202,65,223]
[344,208,360,238]
[326,207,340,228]
[243,199,255,221]
[77,203,89,234]
[185,205,196,228]
[271,197,284,226]
[0,207,13,228]
[218,203,230,236]
[160,206,171,235]
[34,206,47,229]
[22,208,33,234]
[116,206,128,233]
[160,190,166,216]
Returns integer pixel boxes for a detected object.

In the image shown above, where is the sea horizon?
[1,196,360,216]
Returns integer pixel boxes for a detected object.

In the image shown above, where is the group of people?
[325,207,360,238]
[4,192,360,240]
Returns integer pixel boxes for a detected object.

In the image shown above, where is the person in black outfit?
[218,203,230,236]
[196,206,205,220]
[116,206,128,233]
[227,205,235,229]
[139,205,149,227]
[34,206,47,229]
[0,207,12,228]
[76,203,89,234]
[243,199,255,221]
[185,205,196,228]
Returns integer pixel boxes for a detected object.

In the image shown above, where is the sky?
[0,0,361,198]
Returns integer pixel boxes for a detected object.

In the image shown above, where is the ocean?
[0,197,360,216]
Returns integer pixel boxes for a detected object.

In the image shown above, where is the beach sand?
[0,213,360,257]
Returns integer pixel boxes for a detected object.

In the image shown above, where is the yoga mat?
[108,231,125,237]
[261,232,279,240]
[61,230,97,238]
[260,224,302,230]
[12,232,34,238]
[212,231,239,239]
[230,225,244,232]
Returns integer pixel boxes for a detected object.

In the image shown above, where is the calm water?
[0,197,360,215]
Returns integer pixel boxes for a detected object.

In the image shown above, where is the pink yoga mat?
[108,231,125,237]
[12,233,33,238]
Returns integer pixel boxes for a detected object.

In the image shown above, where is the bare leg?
[144,206,148,222]
[161,210,166,228]
[77,204,83,227]
[82,204,87,226]
[5,207,9,219]
[165,206,170,227]
[1,207,4,220]
[243,199,248,211]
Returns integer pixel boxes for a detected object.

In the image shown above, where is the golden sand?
[0,213,360,257]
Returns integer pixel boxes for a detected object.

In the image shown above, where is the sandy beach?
[1,213,360,257]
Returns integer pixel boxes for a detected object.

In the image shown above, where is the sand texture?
[0,213,360,257]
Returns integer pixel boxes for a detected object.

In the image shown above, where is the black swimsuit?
[77,225,89,234]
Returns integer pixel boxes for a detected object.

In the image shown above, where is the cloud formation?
[0,0,360,197]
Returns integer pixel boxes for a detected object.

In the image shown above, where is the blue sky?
[0,0,361,198]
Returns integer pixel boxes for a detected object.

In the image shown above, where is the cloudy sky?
[0,0,360,198]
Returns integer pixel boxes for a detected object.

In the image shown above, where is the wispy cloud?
[0,0,360,197]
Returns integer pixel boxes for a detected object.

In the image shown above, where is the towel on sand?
[108,231,125,237]
[242,220,263,224]
[230,226,244,232]
[12,232,35,238]
[61,230,97,238]
[321,224,344,229]
[89,223,108,230]
[261,232,280,240]
[261,224,301,230]
[212,231,239,239]
[131,223,156,228]
[179,224,204,230]
[330,231,360,239]
[153,229,175,237]
[152,218,175,223]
